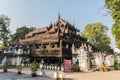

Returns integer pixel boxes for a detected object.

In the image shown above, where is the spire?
[58,12,61,20]
[58,9,61,20]
[50,22,53,26]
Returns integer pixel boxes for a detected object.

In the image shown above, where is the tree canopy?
[10,26,34,43]
[80,22,111,52]
[0,15,10,47]
[105,0,120,48]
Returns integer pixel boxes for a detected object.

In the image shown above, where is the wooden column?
[60,40,62,48]
[58,57,63,64]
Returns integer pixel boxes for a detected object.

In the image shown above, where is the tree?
[80,22,111,52]
[0,15,10,46]
[105,0,120,48]
[10,26,34,43]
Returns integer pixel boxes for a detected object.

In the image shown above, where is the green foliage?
[0,15,11,46]
[72,64,80,72]
[105,0,120,48]
[80,22,111,52]
[30,61,38,73]
[3,61,9,69]
[112,24,120,48]
[105,0,120,23]
[114,59,119,70]
[10,26,34,43]
[35,62,39,68]
[0,43,5,49]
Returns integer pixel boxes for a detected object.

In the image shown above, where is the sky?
[0,0,114,47]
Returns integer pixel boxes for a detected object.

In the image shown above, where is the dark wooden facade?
[19,16,82,64]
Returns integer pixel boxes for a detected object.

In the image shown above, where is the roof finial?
[58,9,61,19]
[73,22,75,27]
[50,22,52,25]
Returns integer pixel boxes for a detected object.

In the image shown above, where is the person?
[41,66,46,76]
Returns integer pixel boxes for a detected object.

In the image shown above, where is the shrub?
[3,61,9,69]
[35,62,39,68]
[30,61,38,73]
[114,59,119,70]
[72,64,80,72]
[3,61,9,72]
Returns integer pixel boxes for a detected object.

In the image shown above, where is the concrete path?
[0,68,120,80]
[63,70,120,80]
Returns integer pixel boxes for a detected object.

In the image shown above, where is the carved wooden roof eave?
[67,22,79,32]
[48,25,57,34]
[56,18,79,32]
[26,26,49,37]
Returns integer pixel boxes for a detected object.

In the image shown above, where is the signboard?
[64,59,72,72]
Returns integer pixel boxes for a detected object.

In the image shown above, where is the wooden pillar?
[58,57,62,64]
[60,40,62,48]
[47,57,50,64]
[60,57,62,64]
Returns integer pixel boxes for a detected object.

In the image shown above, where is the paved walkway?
[63,70,120,80]
[0,68,120,80]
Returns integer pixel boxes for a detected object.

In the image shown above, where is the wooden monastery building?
[19,16,81,64]
[3,16,100,71]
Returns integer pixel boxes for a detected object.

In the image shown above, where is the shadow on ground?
[54,78,77,80]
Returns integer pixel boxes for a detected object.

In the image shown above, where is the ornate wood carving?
[19,17,81,58]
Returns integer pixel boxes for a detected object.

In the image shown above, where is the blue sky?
[0,0,114,47]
